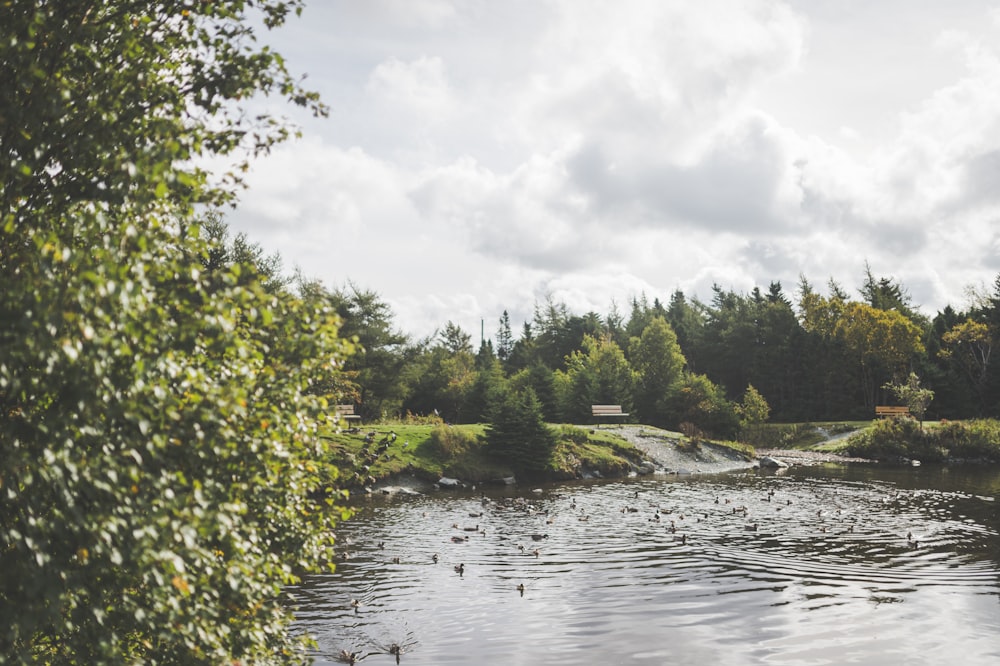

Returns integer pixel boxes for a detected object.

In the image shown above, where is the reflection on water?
[290,464,1000,665]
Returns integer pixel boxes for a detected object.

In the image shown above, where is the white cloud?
[366,55,455,116]
[224,0,1000,337]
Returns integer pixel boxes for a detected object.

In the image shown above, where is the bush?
[847,418,1000,462]
[666,374,739,439]
[935,420,1000,461]
[678,422,705,445]
[428,424,478,458]
[401,411,446,426]
[558,425,592,445]
[845,418,946,462]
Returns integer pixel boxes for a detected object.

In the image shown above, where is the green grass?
[745,421,869,450]
[322,417,1000,489]
[320,421,648,487]
[320,423,491,485]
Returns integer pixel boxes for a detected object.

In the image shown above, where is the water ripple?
[294,466,1000,665]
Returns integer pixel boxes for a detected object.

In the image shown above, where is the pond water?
[290,463,1000,665]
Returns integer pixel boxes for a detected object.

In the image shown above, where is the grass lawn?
[319,421,653,487]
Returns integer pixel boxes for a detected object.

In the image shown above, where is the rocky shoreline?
[364,425,872,496]
[754,447,875,466]
[602,426,874,474]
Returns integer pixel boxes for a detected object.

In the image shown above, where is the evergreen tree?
[859,262,927,327]
[200,212,290,293]
[754,282,806,421]
[605,300,629,350]
[926,305,975,418]
[625,294,654,340]
[441,321,474,354]
[533,297,575,369]
[666,289,704,369]
[486,387,557,473]
[466,353,508,423]
[507,322,537,373]
[328,283,414,420]
[510,363,560,422]
[496,310,514,364]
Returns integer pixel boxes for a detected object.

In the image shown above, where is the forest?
[309,264,1000,438]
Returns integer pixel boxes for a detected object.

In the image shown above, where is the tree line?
[315,266,1000,435]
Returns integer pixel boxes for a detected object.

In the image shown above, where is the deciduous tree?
[883,372,934,426]
[629,317,686,427]
[1,2,348,662]
[835,302,925,411]
[737,384,771,441]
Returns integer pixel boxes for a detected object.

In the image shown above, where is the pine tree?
[497,310,514,364]
[486,388,556,473]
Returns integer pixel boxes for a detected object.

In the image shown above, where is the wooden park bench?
[592,404,629,425]
[335,404,362,426]
[875,405,910,418]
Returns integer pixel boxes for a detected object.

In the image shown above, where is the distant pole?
[481,319,484,346]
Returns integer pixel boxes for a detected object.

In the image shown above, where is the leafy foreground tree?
[1,2,351,663]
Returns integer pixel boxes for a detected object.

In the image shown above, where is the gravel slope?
[603,426,754,474]
[604,425,870,474]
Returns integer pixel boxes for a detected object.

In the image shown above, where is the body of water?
[290,463,1000,665]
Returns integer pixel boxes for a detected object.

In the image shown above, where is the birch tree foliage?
[1,2,350,663]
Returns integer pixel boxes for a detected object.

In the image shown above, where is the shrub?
[401,411,446,426]
[666,374,739,439]
[845,418,946,462]
[428,424,477,458]
[679,422,705,443]
[558,425,592,445]
[936,420,1000,461]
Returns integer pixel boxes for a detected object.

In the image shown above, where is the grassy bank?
[319,422,653,488]
[841,418,1000,462]
[741,422,869,450]
[319,418,1000,492]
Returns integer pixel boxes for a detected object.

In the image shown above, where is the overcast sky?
[227,0,1000,341]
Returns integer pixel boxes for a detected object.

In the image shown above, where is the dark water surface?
[290,464,1000,665]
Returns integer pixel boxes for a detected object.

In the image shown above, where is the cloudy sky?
[228,0,1000,340]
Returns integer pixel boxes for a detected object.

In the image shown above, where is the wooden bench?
[335,404,362,425]
[875,405,909,418]
[592,405,629,423]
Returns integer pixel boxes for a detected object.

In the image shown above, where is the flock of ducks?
[347,431,401,488]
[334,479,931,663]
